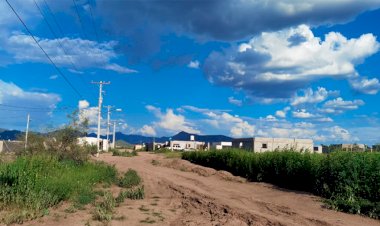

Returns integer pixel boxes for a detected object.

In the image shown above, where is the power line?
[0,107,76,113]
[5,0,83,99]
[87,0,100,43]
[33,0,95,100]
[0,103,51,110]
[42,0,66,37]
[0,103,77,110]
[72,0,88,40]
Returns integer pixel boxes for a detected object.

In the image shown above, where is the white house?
[169,140,206,151]
[77,137,109,151]
[341,143,366,151]
[211,141,232,150]
[232,137,314,153]
[313,145,323,154]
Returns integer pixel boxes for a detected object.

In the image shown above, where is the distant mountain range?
[0,129,23,140]
[88,131,233,144]
[0,129,232,144]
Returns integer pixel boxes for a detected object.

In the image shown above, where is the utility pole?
[104,105,112,149]
[153,136,155,151]
[91,81,110,156]
[112,121,116,149]
[24,113,30,150]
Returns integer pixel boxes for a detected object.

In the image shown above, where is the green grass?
[182,149,380,219]
[0,154,117,224]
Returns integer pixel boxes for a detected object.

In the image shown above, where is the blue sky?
[1,0,380,145]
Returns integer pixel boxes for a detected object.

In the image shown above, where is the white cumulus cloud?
[322,97,364,114]
[204,25,379,101]
[187,60,200,69]
[292,109,316,119]
[139,125,156,136]
[350,77,380,94]
[291,87,338,106]
[146,105,200,134]
[3,33,136,74]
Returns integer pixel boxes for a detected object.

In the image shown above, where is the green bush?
[118,169,141,188]
[182,149,380,219]
[0,154,117,224]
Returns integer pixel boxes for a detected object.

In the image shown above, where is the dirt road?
[26,152,380,226]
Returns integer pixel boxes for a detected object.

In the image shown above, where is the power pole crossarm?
[91,81,110,157]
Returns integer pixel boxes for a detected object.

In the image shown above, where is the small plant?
[118,169,141,188]
[92,192,115,222]
[115,186,145,204]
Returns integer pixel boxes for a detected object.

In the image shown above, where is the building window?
[262,143,267,148]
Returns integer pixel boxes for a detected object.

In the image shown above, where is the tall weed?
[182,149,380,218]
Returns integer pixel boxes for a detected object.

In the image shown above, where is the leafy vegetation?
[182,149,380,218]
[115,186,145,203]
[118,169,142,188]
[0,111,146,224]
[0,154,117,224]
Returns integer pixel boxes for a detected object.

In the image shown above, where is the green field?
[182,149,380,218]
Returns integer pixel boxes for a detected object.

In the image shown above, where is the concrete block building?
[169,140,206,151]
[211,141,232,150]
[232,137,314,153]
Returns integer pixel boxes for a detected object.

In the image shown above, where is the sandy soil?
[19,152,380,226]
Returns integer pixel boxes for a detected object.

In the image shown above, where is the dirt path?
[23,152,380,226]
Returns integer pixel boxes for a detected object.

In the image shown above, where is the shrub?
[115,186,145,204]
[118,169,141,188]
[92,192,115,222]
[182,149,380,219]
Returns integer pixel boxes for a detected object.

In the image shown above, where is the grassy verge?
[182,149,380,219]
[0,154,117,224]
